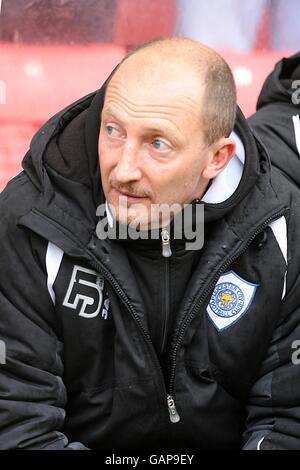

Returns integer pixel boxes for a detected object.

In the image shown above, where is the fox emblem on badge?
[206,271,258,331]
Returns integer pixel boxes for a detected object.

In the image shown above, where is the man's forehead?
[104,57,204,112]
[102,80,203,128]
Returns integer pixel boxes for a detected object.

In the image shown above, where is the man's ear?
[202,137,236,180]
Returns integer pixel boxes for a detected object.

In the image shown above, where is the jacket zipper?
[167,208,288,403]
[160,228,172,358]
[167,394,180,423]
[160,228,180,422]
[161,228,172,257]
[160,257,170,357]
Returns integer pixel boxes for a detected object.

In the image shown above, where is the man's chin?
[109,202,148,226]
[107,200,169,231]
[117,214,151,230]
[113,212,163,233]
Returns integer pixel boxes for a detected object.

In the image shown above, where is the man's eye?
[151,139,170,151]
[106,125,120,137]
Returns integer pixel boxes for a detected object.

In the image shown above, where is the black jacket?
[0,80,300,450]
[248,52,300,189]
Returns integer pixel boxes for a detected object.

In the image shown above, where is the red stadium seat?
[0,42,126,191]
[222,50,291,117]
[0,43,125,123]
[0,124,37,191]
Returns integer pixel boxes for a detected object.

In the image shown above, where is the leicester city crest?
[206,271,258,331]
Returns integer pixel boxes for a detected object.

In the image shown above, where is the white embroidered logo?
[63,265,108,319]
[206,271,258,331]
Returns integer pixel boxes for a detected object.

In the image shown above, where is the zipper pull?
[161,228,172,258]
[167,395,180,423]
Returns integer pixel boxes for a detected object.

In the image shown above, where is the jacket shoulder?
[0,169,40,222]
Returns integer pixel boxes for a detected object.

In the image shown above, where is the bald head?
[106,37,237,146]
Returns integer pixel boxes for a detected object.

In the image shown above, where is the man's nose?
[114,143,142,183]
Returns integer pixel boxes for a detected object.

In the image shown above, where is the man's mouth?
[112,186,145,199]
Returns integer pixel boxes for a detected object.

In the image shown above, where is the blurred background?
[0,0,299,191]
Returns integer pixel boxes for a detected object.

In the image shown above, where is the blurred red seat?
[0,42,125,191]
[0,43,125,124]
[222,50,291,117]
[0,124,36,190]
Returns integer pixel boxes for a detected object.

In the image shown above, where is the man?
[0,38,300,450]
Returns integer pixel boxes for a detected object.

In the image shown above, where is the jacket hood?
[22,88,106,235]
[248,52,300,190]
[256,52,300,110]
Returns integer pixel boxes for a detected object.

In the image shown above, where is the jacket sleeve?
[0,187,88,450]
[242,225,300,450]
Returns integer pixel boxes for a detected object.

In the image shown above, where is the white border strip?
[292,115,300,156]
[269,216,288,299]
[257,436,264,450]
[46,242,64,304]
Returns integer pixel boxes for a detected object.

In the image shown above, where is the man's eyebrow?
[101,106,121,120]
